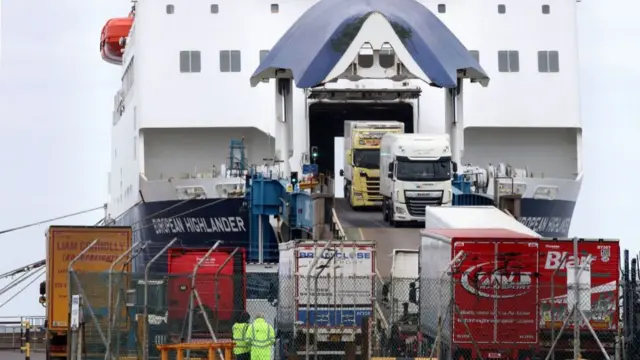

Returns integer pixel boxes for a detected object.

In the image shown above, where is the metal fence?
[67,267,628,360]
[0,316,46,351]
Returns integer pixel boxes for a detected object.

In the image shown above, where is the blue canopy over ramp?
[250,0,489,89]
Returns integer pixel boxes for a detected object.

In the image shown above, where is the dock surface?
[0,350,45,360]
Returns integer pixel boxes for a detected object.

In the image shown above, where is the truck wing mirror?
[452,161,458,173]
[409,282,417,304]
[387,163,394,179]
[382,283,389,297]
[339,169,344,177]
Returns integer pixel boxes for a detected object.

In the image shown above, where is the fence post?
[573,237,580,360]
[20,320,30,360]
[106,241,145,360]
[186,240,222,360]
[143,237,179,360]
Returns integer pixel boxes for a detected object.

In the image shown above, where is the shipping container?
[419,228,539,360]
[166,248,246,337]
[424,206,541,237]
[45,225,132,359]
[278,239,375,347]
[537,238,620,356]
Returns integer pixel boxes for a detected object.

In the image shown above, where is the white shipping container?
[278,240,376,329]
[424,206,541,237]
[390,249,419,322]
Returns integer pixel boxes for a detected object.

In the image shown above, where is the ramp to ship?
[334,198,421,277]
[333,198,422,330]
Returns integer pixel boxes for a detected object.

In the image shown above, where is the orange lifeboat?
[100,14,134,65]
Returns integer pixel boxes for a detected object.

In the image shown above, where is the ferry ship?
[102,0,582,261]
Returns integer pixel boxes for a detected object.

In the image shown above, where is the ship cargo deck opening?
[308,102,414,176]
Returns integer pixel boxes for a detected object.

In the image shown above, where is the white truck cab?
[379,133,455,226]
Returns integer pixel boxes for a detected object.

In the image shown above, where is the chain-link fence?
[67,270,626,360]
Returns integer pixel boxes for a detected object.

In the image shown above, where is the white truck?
[379,133,455,226]
[277,240,376,357]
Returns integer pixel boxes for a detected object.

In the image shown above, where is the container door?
[453,241,495,345]
[494,240,539,345]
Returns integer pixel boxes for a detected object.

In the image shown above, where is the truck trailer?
[420,206,620,359]
[379,133,454,226]
[382,249,420,357]
[42,226,132,360]
[277,239,376,358]
[537,238,620,359]
[419,228,540,360]
[341,120,404,208]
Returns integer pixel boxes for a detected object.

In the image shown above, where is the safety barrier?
[156,341,235,360]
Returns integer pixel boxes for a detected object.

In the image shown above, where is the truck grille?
[405,191,443,216]
[366,177,380,196]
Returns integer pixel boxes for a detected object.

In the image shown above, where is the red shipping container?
[538,238,620,332]
[167,248,246,327]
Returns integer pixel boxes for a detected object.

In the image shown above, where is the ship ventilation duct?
[321,13,430,84]
[334,42,408,82]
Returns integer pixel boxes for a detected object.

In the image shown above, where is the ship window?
[469,50,480,63]
[220,50,242,72]
[498,50,519,72]
[179,51,201,73]
[379,43,395,69]
[259,50,269,62]
[437,4,446,13]
[498,4,506,14]
[133,136,137,160]
[270,4,279,13]
[166,4,174,14]
[542,5,550,14]
[538,51,559,73]
[210,4,219,13]
[358,43,374,68]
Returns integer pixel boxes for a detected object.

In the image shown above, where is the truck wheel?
[382,198,389,221]
[452,348,472,360]
[517,350,534,360]
[388,205,396,226]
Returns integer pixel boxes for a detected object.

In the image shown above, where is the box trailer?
[419,228,540,360]
[277,240,375,357]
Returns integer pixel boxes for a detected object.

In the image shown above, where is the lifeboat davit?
[100,14,134,65]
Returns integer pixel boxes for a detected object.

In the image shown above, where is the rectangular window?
[498,50,519,72]
[220,50,242,72]
[537,50,559,73]
[179,51,201,73]
[259,50,269,62]
[133,136,137,160]
[469,50,480,63]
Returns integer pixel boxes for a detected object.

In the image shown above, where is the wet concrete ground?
[334,198,422,278]
[0,350,45,360]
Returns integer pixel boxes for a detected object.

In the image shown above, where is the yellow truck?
[41,226,132,360]
[340,120,405,208]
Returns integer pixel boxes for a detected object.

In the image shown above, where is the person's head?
[240,312,251,323]
[255,312,265,320]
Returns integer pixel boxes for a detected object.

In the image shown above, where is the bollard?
[20,321,31,360]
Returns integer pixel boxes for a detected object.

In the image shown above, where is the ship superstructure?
[102,0,583,248]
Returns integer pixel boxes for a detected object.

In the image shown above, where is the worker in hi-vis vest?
[232,312,251,360]
[245,312,276,360]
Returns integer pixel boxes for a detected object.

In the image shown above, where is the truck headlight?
[395,207,406,215]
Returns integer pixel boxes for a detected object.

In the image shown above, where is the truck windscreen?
[353,149,380,169]
[397,158,451,181]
